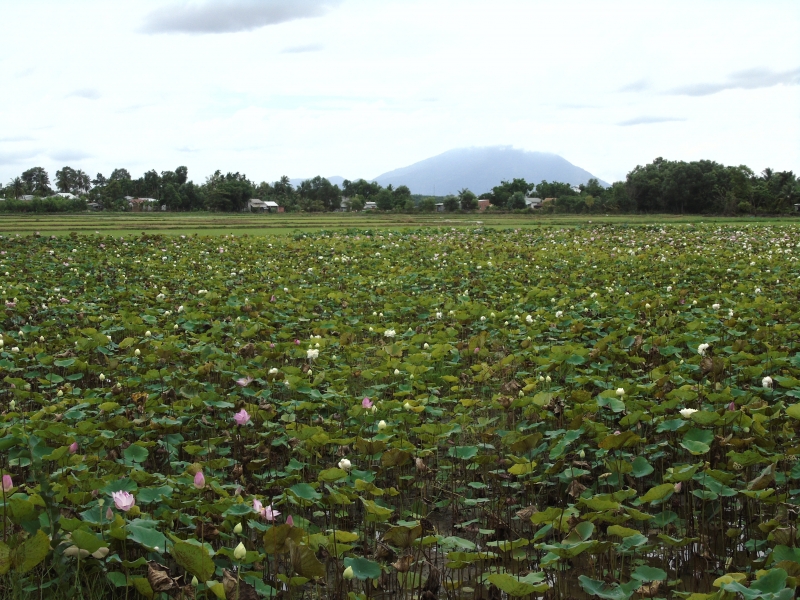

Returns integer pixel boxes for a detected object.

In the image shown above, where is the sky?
[1,0,798,186]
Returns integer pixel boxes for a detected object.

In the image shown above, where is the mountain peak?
[372,146,606,196]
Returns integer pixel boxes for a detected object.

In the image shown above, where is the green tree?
[419,197,436,212]
[375,188,394,211]
[342,179,381,200]
[162,183,180,210]
[458,188,478,210]
[7,177,25,199]
[179,182,203,211]
[21,167,52,196]
[55,166,77,193]
[489,178,532,208]
[297,176,342,211]
[391,185,412,210]
[508,191,526,210]
[443,195,459,211]
[348,195,366,211]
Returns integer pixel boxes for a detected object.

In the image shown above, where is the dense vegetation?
[3,159,798,215]
[1,225,800,599]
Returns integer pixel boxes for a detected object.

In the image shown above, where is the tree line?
[1,158,798,214]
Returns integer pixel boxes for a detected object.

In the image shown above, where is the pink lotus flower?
[1,474,12,492]
[263,504,280,521]
[270,295,276,302]
[235,376,253,387]
[674,482,682,493]
[69,442,78,454]
[286,515,294,527]
[727,401,736,411]
[294,339,300,345]
[253,499,280,521]
[474,347,480,354]
[194,470,205,489]
[111,490,135,512]
[361,397,373,409]
[233,408,250,426]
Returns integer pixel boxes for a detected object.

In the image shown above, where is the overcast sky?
[1,0,798,185]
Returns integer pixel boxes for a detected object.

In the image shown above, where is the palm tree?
[8,177,24,199]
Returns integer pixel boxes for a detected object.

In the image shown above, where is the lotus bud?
[378,420,387,430]
[191,576,199,587]
[233,542,247,560]
[233,522,243,534]
[106,507,114,520]
[145,331,151,337]
[99,373,105,382]
[69,442,78,454]
[343,566,354,580]
[57,390,63,397]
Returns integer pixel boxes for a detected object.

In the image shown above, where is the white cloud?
[618,116,686,127]
[66,88,101,100]
[281,43,324,54]
[142,0,342,34]
[669,66,800,96]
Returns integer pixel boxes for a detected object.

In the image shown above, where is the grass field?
[0,211,798,237]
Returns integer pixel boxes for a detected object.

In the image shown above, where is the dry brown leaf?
[515,505,537,519]
[222,569,259,600]
[567,479,587,498]
[392,555,413,572]
[147,561,180,594]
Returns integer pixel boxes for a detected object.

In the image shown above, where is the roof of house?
[248,199,267,207]
[263,200,280,208]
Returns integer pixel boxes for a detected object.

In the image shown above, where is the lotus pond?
[1,225,800,600]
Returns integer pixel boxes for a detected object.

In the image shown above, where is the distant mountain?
[372,147,607,196]
[289,176,346,188]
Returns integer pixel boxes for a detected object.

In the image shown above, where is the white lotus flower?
[762,376,773,389]
[616,387,624,396]
[697,343,709,356]
[384,329,396,338]
[679,408,698,418]
[307,349,319,360]
[338,458,352,471]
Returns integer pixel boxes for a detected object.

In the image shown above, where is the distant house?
[247,199,282,213]
[363,201,377,210]
[525,197,543,209]
[435,203,445,212]
[571,185,581,193]
[247,199,268,212]
[55,192,77,200]
[21,195,34,201]
[794,203,800,212]
[129,198,158,212]
[478,199,491,211]
[337,197,350,212]
[87,202,102,211]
